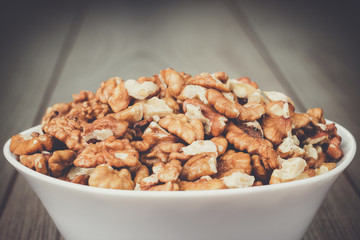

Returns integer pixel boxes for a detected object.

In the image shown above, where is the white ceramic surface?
[3,122,356,240]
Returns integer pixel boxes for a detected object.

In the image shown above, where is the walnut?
[294,169,316,181]
[291,113,311,129]
[183,99,227,136]
[134,165,150,185]
[315,162,336,175]
[186,72,230,92]
[327,136,343,160]
[142,97,174,120]
[262,102,292,146]
[269,158,307,184]
[303,144,326,168]
[307,108,325,125]
[124,79,159,100]
[88,164,134,190]
[180,152,218,181]
[206,89,265,121]
[41,102,72,127]
[72,90,95,102]
[221,171,255,189]
[153,160,182,183]
[113,102,144,124]
[139,174,160,190]
[253,181,263,186]
[226,123,279,169]
[179,177,226,191]
[96,77,130,112]
[236,77,258,89]
[10,133,54,155]
[206,89,240,118]
[227,78,260,101]
[83,116,128,142]
[66,166,94,183]
[277,135,305,158]
[263,91,295,107]
[250,155,268,183]
[74,136,139,168]
[210,136,228,156]
[48,150,76,177]
[159,68,185,97]
[146,182,180,191]
[180,140,218,156]
[216,150,252,178]
[211,72,228,83]
[19,153,49,175]
[141,141,185,167]
[158,114,204,144]
[43,118,85,151]
[178,85,209,104]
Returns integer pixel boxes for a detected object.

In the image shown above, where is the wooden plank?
[227,1,360,239]
[0,1,84,239]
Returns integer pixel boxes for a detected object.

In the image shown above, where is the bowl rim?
[3,120,356,198]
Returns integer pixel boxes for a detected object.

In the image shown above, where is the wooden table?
[1,1,359,239]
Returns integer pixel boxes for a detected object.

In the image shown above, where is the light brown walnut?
[146,182,180,191]
[291,113,311,129]
[19,153,49,175]
[216,150,252,178]
[159,68,185,97]
[96,77,130,112]
[153,160,182,183]
[307,108,325,125]
[134,165,150,185]
[181,152,218,181]
[187,72,230,92]
[72,90,96,102]
[83,115,128,142]
[236,77,259,89]
[89,164,134,190]
[226,123,279,170]
[179,177,226,191]
[212,72,228,83]
[183,99,227,136]
[43,118,85,151]
[74,136,139,168]
[10,133,54,156]
[158,114,204,144]
[141,142,185,167]
[112,102,144,124]
[210,136,228,156]
[48,150,77,177]
[250,155,268,183]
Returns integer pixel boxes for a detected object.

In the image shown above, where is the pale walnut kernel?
[10,133,54,156]
[181,152,218,181]
[96,77,130,112]
[113,102,144,124]
[19,153,49,175]
[186,72,230,92]
[124,79,159,100]
[181,140,218,156]
[178,85,209,104]
[221,171,255,189]
[74,136,139,168]
[48,150,76,177]
[179,177,227,191]
[158,114,204,144]
[263,91,295,107]
[183,99,227,136]
[66,166,94,182]
[277,135,305,158]
[88,164,134,190]
[142,97,174,120]
[270,158,307,184]
[211,72,228,83]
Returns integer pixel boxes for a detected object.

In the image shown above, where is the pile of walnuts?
[10,68,343,191]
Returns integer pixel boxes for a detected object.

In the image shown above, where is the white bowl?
[3,122,356,240]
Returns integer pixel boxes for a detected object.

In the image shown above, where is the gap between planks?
[223,0,360,198]
[0,0,90,222]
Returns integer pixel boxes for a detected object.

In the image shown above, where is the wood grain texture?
[0,1,84,239]
[0,0,79,213]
